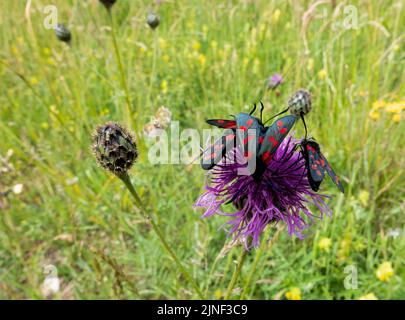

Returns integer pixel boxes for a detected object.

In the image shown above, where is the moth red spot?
[320,159,325,167]
[225,134,235,141]
[240,126,247,131]
[214,144,223,150]
[246,119,254,126]
[262,151,272,162]
[211,152,216,159]
[269,136,278,146]
[311,164,317,170]
[217,120,224,123]
[244,151,253,159]
[279,127,287,134]
[243,136,254,144]
[316,170,322,176]
[315,160,321,165]
[277,120,283,127]
[258,136,264,144]
[225,122,236,128]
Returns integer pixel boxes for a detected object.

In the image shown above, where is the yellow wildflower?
[162,54,170,63]
[192,41,201,52]
[210,40,218,50]
[318,69,327,80]
[384,101,405,113]
[198,54,206,66]
[214,289,222,299]
[358,190,369,207]
[376,261,394,282]
[358,293,378,300]
[285,287,301,300]
[161,79,168,94]
[42,47,51,56]
[30,77,39,85]
[372,100,386,110]
[369,111,380,121]
[272,9,281,24]
[392,113,401,123]
[318,237,332,252]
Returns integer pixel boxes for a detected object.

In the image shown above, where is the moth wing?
[200,129,236,170]
[235,113,263,160]
[206,119,237,129]
[258,115,297,165]
[321,154,345,193]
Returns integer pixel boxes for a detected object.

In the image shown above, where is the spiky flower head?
[288,89,312,116]
[55,24,71,43]
[195,134,331,249]
[92,122,137,177]
[99,0,116,10]
[147,13,160,30]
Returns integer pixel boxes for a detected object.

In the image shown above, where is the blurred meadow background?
[0,0,404,299]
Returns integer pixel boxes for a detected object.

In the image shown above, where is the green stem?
[224,249,248,300]
[241,227,282,299]
[120,174,204,299]
[240,236,266,299]
[108,11,133,127]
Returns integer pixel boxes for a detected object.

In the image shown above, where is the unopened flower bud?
[55,24,71,44]
[288,89,312,116]
[99,0,116,10]
[147,13,160,30]
[92,122,138,177]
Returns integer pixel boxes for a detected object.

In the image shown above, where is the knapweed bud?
[55,24,71,44]
[99,0,116,10]
[147,13,160,30]
[288,89,312,116]
[92,122,138,177]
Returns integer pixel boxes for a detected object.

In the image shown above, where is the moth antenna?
[249,103,257,115]
[263,107,289,124]
[259,101,264,122]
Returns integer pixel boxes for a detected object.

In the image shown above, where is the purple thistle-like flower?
[195,134,331,249]
[267,73,284,90]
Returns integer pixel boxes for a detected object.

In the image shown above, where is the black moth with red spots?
[201,111,297,179]
[300,139,344,193]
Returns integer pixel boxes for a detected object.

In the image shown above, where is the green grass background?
[0,0,404,299]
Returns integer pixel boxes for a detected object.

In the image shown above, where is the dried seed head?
[147,13,160,30]
[92,122,138,177]
[99,0,116,10]
[288,89,312,116]
[55,24,71,43]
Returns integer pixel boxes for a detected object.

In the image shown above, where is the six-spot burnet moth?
[201,95,344,193]
[201,102,297,179]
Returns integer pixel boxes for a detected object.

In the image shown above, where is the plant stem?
[108,11,133,128]
[224,249,248,300]
[240,235,266,299]
[119,174,204,299]
[241,227,283,299]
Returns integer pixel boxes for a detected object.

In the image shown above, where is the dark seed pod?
[147,13,160,30]
[92,122,138,177]
[99,0,116,10]
[55,24,71,43]
[288,89,312,116]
